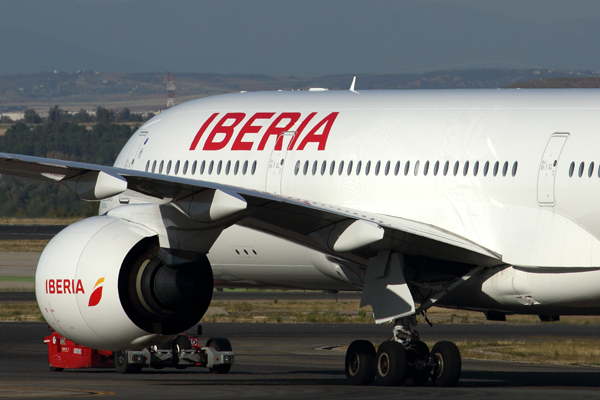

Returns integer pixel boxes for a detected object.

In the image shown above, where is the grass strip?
[0,240,49,252]
[0,218,80,225]
[0,277,34,282]
[449,339,600,366]
[0,302,43,322]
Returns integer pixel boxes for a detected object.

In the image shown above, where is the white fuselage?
[108,89,600,315]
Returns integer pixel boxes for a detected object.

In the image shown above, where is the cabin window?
[251,160,257,175]
[423,161,430,176]
[243,160,248,175]
[208,161,214,175]
[443,161,449,176]
[191,161,197,175]
[295,160,300,175]
[347,160,354,175]
[365,161,371,176]
[483,161,489,176]
[356,161,362,175]
[493,161,499,177]
[174,161,180,175]
[225,160,231,175]
[145,161,150,172]
[151,160,156,173]
[414,160,420,176]
[200,160,206,175]
[330,160,336,175]
[568,162,575,177]
[321,161,327,175]
[394,161,400,176]
[502,161,508,177]
[234,160,240,175]
[338,160,345,175]
[375,161,381,176]
[453,161,459,176]
[433,161,439,176]
[463,161,469,176]
[312,160,318,175]
[404,161,410,176]
[385,161,391,176]
[183,161,189,175]
[578,162,585,178]
[159,160,164,174]
[166,161,172,175]
[512,161,518,177]
[473,161,479,176]
[589,162,595,178]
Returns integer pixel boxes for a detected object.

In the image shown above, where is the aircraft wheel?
[174,335,192,369]
[207,337,232,374]
[345,340,376,386]
[405,340,430,386]
[431,341,461,387]
[114,350,142,374]
[375,341,406,386]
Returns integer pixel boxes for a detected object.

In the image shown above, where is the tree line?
[0,105,153,124]
[0,121,137,218]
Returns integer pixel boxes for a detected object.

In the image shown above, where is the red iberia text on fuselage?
[189,112,339,151]
[46,279,85,294]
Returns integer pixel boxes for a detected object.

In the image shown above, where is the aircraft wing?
[0,152,502,267]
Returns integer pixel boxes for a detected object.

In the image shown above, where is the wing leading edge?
[0,152,502,269]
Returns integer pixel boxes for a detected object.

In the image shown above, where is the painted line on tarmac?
[0,386,114,398]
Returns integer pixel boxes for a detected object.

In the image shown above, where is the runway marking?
[0,386,114,398]
[315,345,345,351]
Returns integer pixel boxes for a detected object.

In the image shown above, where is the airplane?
[1,86,600,388]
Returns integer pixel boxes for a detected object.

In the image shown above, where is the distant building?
[1,113,25,121]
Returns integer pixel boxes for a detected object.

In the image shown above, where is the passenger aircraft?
[2,87,600,387]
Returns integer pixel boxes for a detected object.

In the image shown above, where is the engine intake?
[118,238,213,335]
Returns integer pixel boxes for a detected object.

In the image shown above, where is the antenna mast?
[166,73,176,108]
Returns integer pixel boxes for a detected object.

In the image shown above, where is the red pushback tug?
[44,326,234,374]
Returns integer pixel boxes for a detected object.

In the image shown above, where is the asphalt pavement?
[1,322,600,399]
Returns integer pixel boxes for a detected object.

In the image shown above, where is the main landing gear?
[345,315,461,387]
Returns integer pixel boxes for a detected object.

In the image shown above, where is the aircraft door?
[537,132,569,206]
[265,132,295,194]
[125,132,147,169]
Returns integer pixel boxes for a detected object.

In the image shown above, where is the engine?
[35,216,213,350]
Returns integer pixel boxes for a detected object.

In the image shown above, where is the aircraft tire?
[174,335,192,369]
[207,337,232,374]
[431,341,461,387]
[405,340,430,386]
[375,341,407,386]
[114,350,141,374]
[345,340,376,386]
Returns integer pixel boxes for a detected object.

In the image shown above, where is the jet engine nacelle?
[35,216,213,350]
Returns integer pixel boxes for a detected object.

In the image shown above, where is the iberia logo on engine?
[45,277,106,307]
[45,279,85,294]
[88,277,105,307]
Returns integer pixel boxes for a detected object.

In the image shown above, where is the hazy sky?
[2,0,600,76]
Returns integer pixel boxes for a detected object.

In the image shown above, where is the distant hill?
[1,69,598,114]
[504,77,600,88]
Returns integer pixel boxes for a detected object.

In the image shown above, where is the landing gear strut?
[345,315,461,387]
